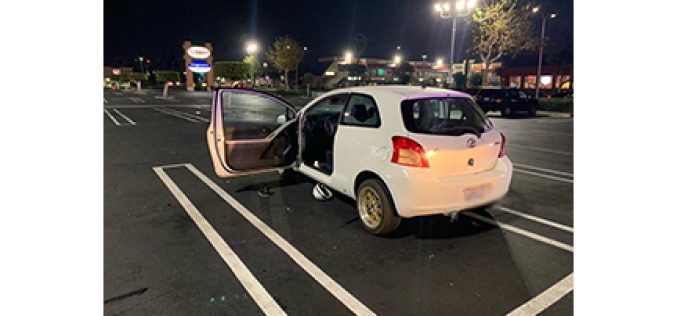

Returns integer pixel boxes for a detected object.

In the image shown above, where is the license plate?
[463,183,492,201]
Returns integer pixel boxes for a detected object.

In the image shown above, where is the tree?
[302,72,314,86]
[471,0,536,85]
[469,72,484,87]
[266,36,305,89]
[452,72,466,89]
[212,61,249,80]
[243,55,259,79]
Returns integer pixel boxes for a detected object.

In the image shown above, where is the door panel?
[207,88,298,177]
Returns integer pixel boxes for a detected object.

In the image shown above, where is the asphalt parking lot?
[104,88,573,315]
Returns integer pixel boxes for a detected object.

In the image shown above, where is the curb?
[538,111,573,118]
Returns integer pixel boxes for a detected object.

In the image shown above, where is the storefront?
[496,65,573,93]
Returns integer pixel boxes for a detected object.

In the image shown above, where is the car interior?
[301,94,349,175]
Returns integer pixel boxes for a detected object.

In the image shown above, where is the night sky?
[104,0,573,73]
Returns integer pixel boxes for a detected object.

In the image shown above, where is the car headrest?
[351,103,371,122]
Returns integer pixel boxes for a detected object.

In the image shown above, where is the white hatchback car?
[207,85,513,235]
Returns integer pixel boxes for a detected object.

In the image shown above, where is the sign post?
[183,41,214,91]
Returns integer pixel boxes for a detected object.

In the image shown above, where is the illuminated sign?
[187,46,211,59]
[188,60,211,73]
[112,69,121,75]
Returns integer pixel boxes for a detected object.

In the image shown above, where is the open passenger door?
[207,88,298,178]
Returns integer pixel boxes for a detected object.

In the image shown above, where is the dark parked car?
[473,88,539,117]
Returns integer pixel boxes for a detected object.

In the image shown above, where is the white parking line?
[152,167,286,315]
[508,144,573,156]
[506,273,573,316]
[127,96,146,104]
[462,211,573,253]
[513,168,574,184]
[513,163,573,177]
[161,107,210,122]
[493,205,573,233]
[111,108,136,126]
[183,163,377,316]
[153,108,201,123]
[103,109,121,126]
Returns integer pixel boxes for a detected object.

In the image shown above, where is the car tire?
[357,179,401,235]
[501,106,512,117]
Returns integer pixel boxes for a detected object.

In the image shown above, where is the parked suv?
[207,86,513,235]
[474,87,539,117]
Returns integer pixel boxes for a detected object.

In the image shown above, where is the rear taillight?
[391,136,429,168]
[498,132,507,158]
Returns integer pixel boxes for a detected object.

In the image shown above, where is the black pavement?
[104,89,573,315]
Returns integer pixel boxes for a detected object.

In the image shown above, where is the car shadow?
[233,175,500,240]
[333,193,497,240]
[233,171,309,194]
[389,208,497,239]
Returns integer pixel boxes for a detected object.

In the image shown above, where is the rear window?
[400,97,493,136]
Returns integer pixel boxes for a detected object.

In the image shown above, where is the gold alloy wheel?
[358,187,383,229]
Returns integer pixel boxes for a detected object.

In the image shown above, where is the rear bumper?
[384,157,513,218]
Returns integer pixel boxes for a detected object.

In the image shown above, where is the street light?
[245,41,258,55]
[434,1,477,87]
[393,54,402,65]
[344,51,353,64]
[532,7,557,98]
[436,57,444,67]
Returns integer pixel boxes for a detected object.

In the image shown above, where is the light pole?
[434,1,477,88]
[245,40,259,87]
[533,7,556,98]
[296,46,307,89]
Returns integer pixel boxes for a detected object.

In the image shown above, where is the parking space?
[104,93,573,315]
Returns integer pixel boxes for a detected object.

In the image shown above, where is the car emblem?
[468,158,475,166]
[466,138,477,148]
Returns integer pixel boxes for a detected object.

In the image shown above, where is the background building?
[318,56,501,89]
[496,65,573,94]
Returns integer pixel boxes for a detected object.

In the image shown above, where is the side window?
[224,92,288,125]
[222,91,291,140]
[342,94,381,127]
[306,94,348,117]
[518,91,528,99]
[449,108,464,120]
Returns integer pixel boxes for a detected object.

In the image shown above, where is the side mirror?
[276,114,287,124]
